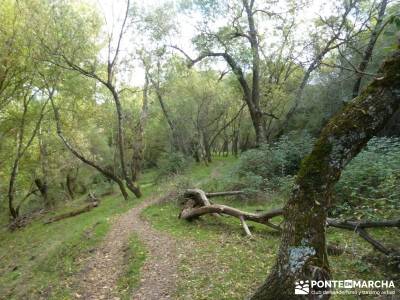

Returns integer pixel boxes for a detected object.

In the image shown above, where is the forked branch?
[179,189,399,255]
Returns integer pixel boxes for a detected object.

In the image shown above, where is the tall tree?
[250,44,400,299]
[174,0,282,145]
[40,0,142,198]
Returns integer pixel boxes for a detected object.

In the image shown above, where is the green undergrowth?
[117,233,148,300]
[1,156,398,299]
[142,156,400,300]
[143,198,282,299]
[0,171,157,300]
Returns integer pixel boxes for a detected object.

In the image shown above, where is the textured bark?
[250,47,400,299]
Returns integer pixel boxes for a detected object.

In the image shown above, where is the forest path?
[75,194,185,300]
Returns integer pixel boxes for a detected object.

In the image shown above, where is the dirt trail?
[75,195,183,300]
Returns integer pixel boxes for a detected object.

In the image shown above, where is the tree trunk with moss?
[250,48,400,299]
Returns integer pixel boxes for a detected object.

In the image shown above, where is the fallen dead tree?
[179,189,400,256]
[44,202,98,224]
[179,189,282,231]
[44,193,99,224]
[326,219,399,256]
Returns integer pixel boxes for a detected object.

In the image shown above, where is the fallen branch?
[206,191,244,198]
[240,215,252,236]
[179,189,399,256]
[356,228,391,255]
[326,218,400,229]
[44,201,98,224]
[326,218,399,256]
[181,189,283,231]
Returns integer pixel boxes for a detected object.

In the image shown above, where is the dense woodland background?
[0,0,399,299]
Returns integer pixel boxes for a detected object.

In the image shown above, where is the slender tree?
[352,0,388,98]
[131,69,150,181]
[8,89,49,218]
[278,0,364,135]
[41,0,142,198]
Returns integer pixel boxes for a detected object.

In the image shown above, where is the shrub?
[229,131,314,195]
[156,152,192,180]
[332,137,400,219]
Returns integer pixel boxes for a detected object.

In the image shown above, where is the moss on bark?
[250,49,400,300]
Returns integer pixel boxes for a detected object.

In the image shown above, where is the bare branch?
[109,0,130,73]
[321,62,378,76]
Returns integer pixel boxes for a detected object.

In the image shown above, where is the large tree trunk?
[250,48,400,299]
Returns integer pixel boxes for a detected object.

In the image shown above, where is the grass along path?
[129,195,192,300]
[0,157,232,299]
[74,194,183,300]
[0,194,132,299]
[0,171,156,299]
